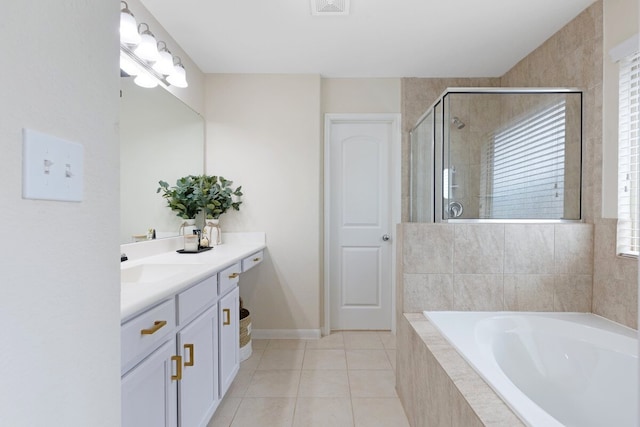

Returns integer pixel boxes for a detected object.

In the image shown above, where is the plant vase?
[180,218,197,236]
[204,218,222,246]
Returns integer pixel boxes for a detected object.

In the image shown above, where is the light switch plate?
[22,128,84,202]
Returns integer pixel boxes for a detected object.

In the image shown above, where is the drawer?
[242,250,264,272]
[177,275,217,325]
[121,299,176,369]
[219,262,241,296]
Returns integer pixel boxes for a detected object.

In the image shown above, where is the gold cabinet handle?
[228,272,240,279]
[223,308,231,325]
[253,257,261,262]
[140,320,167,335]
[171,355,182,381]
[184,344,194,367]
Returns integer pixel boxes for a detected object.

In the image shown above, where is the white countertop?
[121,233,265,321]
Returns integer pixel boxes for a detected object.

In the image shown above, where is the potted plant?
[198,175,242,245]
[157,175,202,233]
[198,175,243,219]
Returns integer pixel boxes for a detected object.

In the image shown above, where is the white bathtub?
[424,311,638,427]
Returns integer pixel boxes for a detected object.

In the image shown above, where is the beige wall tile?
[504,275,555,311]
[554,274,593,312]
[504,224,555,274]
[403,273,453,312]
[554,224,594,274]
[453,274,504,310]
[451,388,484,427]
[403,223,454,273]
[453,224,505,274]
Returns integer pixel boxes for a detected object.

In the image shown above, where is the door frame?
[323,113,401,335]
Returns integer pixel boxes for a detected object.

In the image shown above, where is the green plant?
[199,175,243,219]
[157,175,202,219]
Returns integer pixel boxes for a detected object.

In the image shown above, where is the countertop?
[120,233,265,321]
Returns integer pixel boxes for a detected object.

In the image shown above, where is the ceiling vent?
[311,0,350,16]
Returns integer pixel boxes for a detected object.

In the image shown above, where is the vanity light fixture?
[167,57,188,88]
[120,1,141,45]
[119,4,188,89]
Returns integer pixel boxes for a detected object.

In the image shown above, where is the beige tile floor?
[207,331,410,427]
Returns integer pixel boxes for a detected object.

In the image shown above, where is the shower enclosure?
[410,88,583,222]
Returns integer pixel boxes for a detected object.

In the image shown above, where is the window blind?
[617,50,640,257]
[481,101,566,219]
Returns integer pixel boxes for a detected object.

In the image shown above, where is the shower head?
[451,116,465,129]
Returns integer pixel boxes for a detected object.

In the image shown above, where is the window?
[480,101,567,219]
[617,50,640,257]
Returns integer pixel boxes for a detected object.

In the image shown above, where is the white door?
[326,115,399,331]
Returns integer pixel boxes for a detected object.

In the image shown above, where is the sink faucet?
[121,253,128,262]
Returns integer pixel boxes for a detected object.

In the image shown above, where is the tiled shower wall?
[397,223,593,314]
[400,1,638,329]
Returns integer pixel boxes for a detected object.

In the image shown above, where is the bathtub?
[424,311,638,427]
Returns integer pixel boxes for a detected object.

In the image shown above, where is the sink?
[121,264,196,284]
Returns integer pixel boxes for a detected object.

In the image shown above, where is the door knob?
[382,234,391,242]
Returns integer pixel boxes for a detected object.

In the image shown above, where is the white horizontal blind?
[482,101,566,219]
[617,50,640,257]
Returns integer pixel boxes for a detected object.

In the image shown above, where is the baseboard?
[251,329,321,340]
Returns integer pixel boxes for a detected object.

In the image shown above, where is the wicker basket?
[240,307,251,348]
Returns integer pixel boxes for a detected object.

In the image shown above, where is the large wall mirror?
[120,78,204,244]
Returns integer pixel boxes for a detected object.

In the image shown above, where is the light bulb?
[120,7,140,45]
[167,62,188,88]
[120,51,139,76]
[134,72,159,88]
[133,24,159,62]
[152,48,175,75]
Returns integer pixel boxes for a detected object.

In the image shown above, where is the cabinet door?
[219,286,239,396]
[177,304,219,427]
[122,339,178,427]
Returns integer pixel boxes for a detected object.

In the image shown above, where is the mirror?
[120,78,204,244]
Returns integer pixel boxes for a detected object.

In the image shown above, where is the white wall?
[321,78,401,113]
[0,2,120,426]
[205,76,400,333]
[601,0,639,218]
[205,74,322,332]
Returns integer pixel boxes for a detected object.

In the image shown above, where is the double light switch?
[22,128,84,202]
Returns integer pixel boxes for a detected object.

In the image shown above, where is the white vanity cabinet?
[121,246,264,427]
[121,338,178,427]
[177,304,219,427]
[218,286,239,396]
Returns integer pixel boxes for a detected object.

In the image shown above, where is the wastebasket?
[239,298,252,361]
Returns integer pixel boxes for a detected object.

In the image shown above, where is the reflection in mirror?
[120,78,204,243]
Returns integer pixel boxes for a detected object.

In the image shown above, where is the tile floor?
[207,331,410,427]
